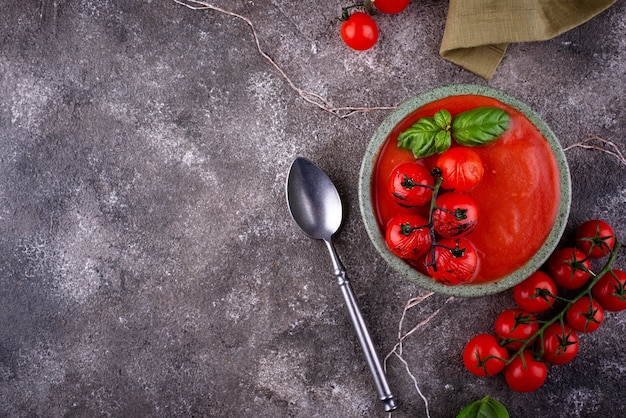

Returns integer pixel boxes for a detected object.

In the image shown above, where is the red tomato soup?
[372,95,561,284]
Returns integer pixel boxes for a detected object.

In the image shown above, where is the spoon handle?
[325,240,397,412]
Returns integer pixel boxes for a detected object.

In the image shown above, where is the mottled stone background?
[1,1,624,417]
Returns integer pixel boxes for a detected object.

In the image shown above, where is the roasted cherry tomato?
[541,323,579,366]
[435,147,484,192]
[340,12,378,51]
[494,309,539,350]
[504,350,548,393]
[592,269,626,312]
[387,162,434,207]
[575,219,616,258]
[513,271,557,313]
[426,238,478,285]
[433,192,478,238]
[565,296,604,333]
[462,334,509,377]
[385,214,431,260]
[373,0,411,14]
[547,247,592,290]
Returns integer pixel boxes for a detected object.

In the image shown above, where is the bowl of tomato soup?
[359,85,571,297]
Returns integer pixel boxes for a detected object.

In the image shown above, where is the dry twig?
[173,0,398,118]
[383,293,454,418]
[564,135,626,166]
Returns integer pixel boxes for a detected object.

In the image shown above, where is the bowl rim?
[358,84,572,297]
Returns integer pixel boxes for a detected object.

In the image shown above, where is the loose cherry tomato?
[433,192,478,238]
[385,214,431,260]
[541,323,579,366]
[494,309,539,350]
[462,334,509,377]
[565,296,604,333]
[575,219,616,258]
[426,238,478,285]
[340,12,378,51]
[373,0,410,14]
[504,350,548,393]
[592,269,626,312]
[513,271,557,313]
[547,247,591,290]
[435,147,484,192]
[387,162,434,207]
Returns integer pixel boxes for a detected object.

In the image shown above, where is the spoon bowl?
[286,158,342,240]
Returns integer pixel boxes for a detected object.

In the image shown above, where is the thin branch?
[390,351,431,418]
[173,0,398,118]
[397,293,434,341]
[564,135,626,166]
[383,294,453,418]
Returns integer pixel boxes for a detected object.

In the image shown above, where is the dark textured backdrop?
[1,1,625,417]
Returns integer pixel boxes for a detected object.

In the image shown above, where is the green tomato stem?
[506,238,623,364]
[425,174,443,270]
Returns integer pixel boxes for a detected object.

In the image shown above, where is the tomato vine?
[463,220,624,392]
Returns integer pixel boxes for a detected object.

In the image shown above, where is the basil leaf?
[397,107,509,158]
[456,402,481,418]
[397,116,441,158]
[452,107,510,146]
[434,109,452,131]
[434,130,451,154]
[457,396,509,418]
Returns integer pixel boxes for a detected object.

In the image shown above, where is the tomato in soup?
[372,95,561,284]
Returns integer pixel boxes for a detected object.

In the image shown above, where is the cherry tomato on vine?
[575,219,616,258]
[547,247,592,290]
[462,334,509,377]
[387,162,434,207]
[592,269,626,312]
[340,12,379,51]
[494,309,539,350]
[435,147,485,192]
[426,238,478,285]
[433,192,478,238]
[385,214,431,260]
[372,0,411,14]
[565,296,604,333]
[504,350,547,393]
[541,323,579,366]
[513,271,557,313]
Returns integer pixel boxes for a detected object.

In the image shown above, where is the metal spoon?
[286,157,397,413]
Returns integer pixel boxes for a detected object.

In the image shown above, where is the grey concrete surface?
[1,1,625,417]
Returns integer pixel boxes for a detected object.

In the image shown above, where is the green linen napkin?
[440,0,616,79]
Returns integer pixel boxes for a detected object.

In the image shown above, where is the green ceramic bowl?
[358,85,571,297]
